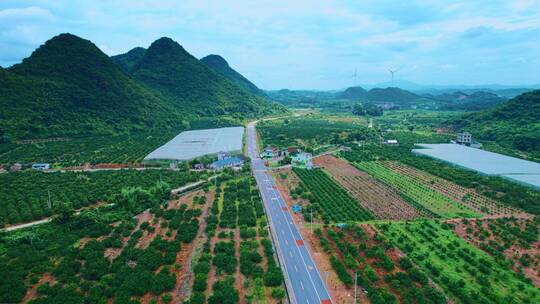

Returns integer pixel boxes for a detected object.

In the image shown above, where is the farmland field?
[314,155,431,220]
[0,169,201,227]
[355,161,479,218]
[293,168,374,223]
[451,216,540,287]
[383,161,523,216]
[377,221,540,303]
[0,131,178,166]
[312,224,448,304]
[257,115,376,151]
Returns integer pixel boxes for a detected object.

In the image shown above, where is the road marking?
[300,281,305,290]
[289,251,293,257]
[285,239,289,245]
[294,265,298,272]
[296,239,305,246]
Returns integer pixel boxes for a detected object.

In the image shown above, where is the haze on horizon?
[1,0,539,90]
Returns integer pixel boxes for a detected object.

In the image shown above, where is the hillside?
[200,54,266,97]
[338,86,367,99]
[131,37,282,117]
[0,34,183,140]
[449,90,540,153]
[366,87,425,104]
[110,47,146,72]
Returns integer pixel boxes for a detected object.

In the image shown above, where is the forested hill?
[130,37,283,117]
[200,54,266,97]
[111,47,146,72]
[0,33,184,140]
[449,90,540,153]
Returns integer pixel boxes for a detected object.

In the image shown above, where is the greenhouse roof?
[144,127,244,161]
[412,143,540,189]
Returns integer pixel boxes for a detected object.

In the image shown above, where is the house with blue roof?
[210,156,244,170]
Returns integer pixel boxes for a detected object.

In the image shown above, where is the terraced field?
[314,155,431,220]
[355,162,479,218]
[293,168,374,223]
[383,161,524,216]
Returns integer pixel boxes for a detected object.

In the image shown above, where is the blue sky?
[1,1,539,90]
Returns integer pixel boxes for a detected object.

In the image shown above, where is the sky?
[0,0,539,90]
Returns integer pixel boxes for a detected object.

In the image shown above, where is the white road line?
[300,281,305,290]
[294,265,298,272]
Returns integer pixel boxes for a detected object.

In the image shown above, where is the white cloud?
[0,6,54,20]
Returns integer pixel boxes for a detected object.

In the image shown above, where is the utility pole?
[354,271,358,304]
[310,206,313,234]
[47,190,52,209]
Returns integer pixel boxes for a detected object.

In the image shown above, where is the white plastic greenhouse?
[144,126,244,162]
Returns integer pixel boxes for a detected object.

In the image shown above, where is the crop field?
[377,221,540,303]
[257,115,376,150]
[293,168,374,223]
[0,131,178,166]
[383,161,523,216]
[0,169,283,304]
[356,162,479,218]
[314,155,431,220]
[0,180,206,304]
[451,216,539,287]
[0,169,201,227]
[313,224,447,304]
[188,176,284,304]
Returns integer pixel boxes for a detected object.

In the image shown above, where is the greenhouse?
[413,143,540,189]
[144,126,244,162]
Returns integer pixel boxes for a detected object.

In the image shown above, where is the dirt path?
[234,227,246,304]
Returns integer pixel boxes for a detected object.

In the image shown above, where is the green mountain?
[366,87,425,104]
[1,34,183,140]
[111,47,146,72]
[338,86,367,99]
[449,90,540,153]
[131,37,282,117]
[200,54,266,97]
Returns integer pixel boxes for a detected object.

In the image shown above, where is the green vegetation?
[130,37,283,118]
[342,144,540,214]
[449,90,540,161]
[293,168,374,223]
[355,162,479,218]
[0,34,184,140]
[316,226,446,304]
[0,178,199,304]
[0,169,200,226]
[257,115,376,151]
[378,221,540,303]
[200,54,266,97]
[352,103,383,116]
[0,33,284,143]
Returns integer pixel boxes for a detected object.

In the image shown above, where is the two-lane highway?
[247,122,333,304]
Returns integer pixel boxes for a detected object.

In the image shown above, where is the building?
[210,156,244,170]
[457,132,472,145]
[32,163,50,170]
[217,151,230,160]
[10,163,22,171]
[260,146,279,159]
[193,163,205,170]
[385,139,399,145]
[291,152,313,169]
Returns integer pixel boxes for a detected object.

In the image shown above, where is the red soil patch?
[314,155,424,220]
[105,210,152,261]
[22,273,56,302]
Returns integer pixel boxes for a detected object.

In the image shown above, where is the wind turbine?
[387,67,401,86]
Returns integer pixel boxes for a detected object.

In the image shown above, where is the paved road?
[247,122,332,304]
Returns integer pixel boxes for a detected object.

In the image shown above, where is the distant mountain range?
[267,85,508,110]
[0,33,284,140]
